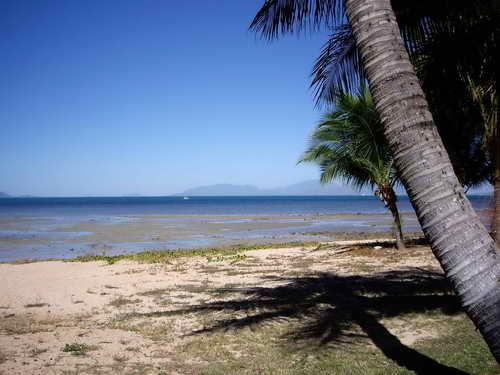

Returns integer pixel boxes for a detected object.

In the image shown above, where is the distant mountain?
[262,180,368,196]
[175,180,372,196]
[0,193,38,198]
[177,184,261,196]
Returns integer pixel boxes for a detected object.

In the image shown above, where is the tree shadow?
[180,267,468,374]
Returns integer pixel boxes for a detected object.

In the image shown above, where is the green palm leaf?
[299,87,405,248]
[299,86,397,192]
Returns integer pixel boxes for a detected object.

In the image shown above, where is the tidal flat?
[0,213,420,262]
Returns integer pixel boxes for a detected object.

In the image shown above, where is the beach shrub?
[62,343,98,356]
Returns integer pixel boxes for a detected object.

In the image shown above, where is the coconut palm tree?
[300,87,405,249]
[309,0,497,223]
[251,0,500,362]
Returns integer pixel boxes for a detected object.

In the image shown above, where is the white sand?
[0,241,441,374]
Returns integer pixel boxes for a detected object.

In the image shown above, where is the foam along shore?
[0,239,496,374]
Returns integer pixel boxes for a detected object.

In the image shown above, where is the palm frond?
[300,88,399,193]
[310,25,364,106]
[319,154,373,190]
[406,4,498,187]
[305,0,496,108]
[249,0,344,39]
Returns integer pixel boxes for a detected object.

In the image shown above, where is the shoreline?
[0,213,421,262]
[1,230,425,265]
[0,238,495,374]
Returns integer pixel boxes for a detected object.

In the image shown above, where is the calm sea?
[0,195,492,262]
[0,195,491,217]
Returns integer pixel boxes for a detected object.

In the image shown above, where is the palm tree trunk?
[493,117,500,243]
[376,186,405,249]
[387,194,405,250]
[494,170,500,244]
[345,0,500,363]
[491,73,499,244]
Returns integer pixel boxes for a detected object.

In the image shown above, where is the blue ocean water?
[0,195,400,216]
[0,195,492,262]
[0,195,492,216]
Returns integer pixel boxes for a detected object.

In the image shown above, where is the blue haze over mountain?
[1,180,492,198]
[176,180,492,197]
[177,180,374,196]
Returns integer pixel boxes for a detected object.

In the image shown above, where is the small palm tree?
[300,87,405,249]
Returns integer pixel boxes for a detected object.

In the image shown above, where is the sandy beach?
[0,238,496,374]
[2,0,497,372]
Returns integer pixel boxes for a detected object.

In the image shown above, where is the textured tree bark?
[344,0,500,362]
[387,193,405,250]
[494,64,499,245]
[376,186,405,249]
[494,172,500,244]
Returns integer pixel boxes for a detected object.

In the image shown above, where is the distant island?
[174,180,372,196]
[174,179,493,197]
[0,193,38,198]
[1,181,492,198]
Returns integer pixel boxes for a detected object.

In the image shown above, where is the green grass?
[136,288,174,297]
[0,315,62,335]
[65,241,319,265]
[62,343,99,356]
[24,302,49,308]
[108,297,142,308]
[180,316,498,375]
[413,318,498,374]
[207,254,248,263]
[5,258,60,265]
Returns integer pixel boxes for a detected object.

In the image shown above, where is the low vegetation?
[62,343,99,356]
[66,241,320,265]
[108,297,142,308]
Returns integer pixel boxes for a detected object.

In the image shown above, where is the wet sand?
[0,213,420,262]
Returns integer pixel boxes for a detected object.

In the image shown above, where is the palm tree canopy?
[251,0,497,189]
[250,0,497,105]
[300,86,397,191]
[250,0,343,39]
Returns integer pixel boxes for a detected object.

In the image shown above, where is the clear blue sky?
[0,0,332,197]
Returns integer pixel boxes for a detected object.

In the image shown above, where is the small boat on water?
[183,197,190,200]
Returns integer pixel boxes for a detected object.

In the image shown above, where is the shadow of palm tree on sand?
[180,267,468,374]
